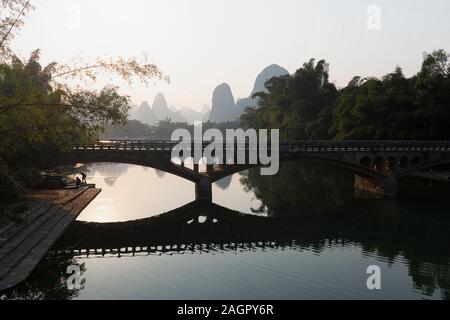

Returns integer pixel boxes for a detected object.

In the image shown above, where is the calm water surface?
[77,163,265,222]
[2,161,450,300]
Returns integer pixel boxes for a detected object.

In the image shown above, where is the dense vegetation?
[241,50,450,140]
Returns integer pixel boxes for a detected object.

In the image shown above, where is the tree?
[0,51,137,165]
[0,0,33,59]
[241,59,338,139]
[331,50,450,140]
[0,1,165,211]
[330,67,418,140]
[245,50,450,141]
[414,49,450,139]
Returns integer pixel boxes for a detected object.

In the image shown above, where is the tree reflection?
[239,160,355,217]
[2,164,450,299]
[335,201,450,299]
[1,253,85,300]
[215,176,232,190]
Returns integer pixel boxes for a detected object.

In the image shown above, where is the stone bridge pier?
[195,178,212,201]
[382,176,399,196]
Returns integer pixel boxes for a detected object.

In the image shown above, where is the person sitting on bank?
[80,172,87,184]
[76,177,82,187]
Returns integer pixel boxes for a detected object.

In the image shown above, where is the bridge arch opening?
[282,153,384,183]
[399,157,409,170]
[360,156,372,168]
[397,157,450,179]
[73,162,196,223]
[373,157,384,173]
[411,157,421,167]
[385,157,397,176]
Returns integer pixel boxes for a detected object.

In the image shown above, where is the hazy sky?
[12,0,450,111]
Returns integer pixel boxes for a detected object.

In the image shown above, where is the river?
[2,161,450,300]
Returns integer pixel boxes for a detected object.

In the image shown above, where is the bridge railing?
[73,140,450,153]
[283,140,450,152]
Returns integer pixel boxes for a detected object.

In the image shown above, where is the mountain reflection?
[84,163,130,187]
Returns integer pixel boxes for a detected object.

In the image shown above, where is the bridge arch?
[360,156,372,168]
[411,156,422,167]
[284,153,385,182]
[174,153,407,185]
[399,156,409,170]
[397,157,450,179]
[373,156,384,173]
[54,151,200,183]
[386,157,397,175]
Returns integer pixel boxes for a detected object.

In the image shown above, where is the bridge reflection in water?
[55,200,362,255]
[3,197,445,300]
[54,196,450,251]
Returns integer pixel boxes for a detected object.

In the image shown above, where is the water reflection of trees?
[215,176,232,190]
[1,254,85,300]
[3,164,450,299]
[239,160,355,217]
[155,170,166,178]
[335,201,450,299]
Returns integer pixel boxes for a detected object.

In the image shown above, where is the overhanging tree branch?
[0,0,32,48]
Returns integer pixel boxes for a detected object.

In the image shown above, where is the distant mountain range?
[134,101,158,125]
[236,64,289,112]
[132,93,189,125]
[209,64,289,123]
[180,104,211,124]
[152,93,186,123]
[132,64,289,125]
[208,83,237,123]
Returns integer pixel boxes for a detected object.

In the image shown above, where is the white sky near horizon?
[10,0,450,111]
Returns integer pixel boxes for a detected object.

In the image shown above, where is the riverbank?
[0,185,101,291]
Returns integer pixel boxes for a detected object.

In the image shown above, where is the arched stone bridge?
[61,140,450,198]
